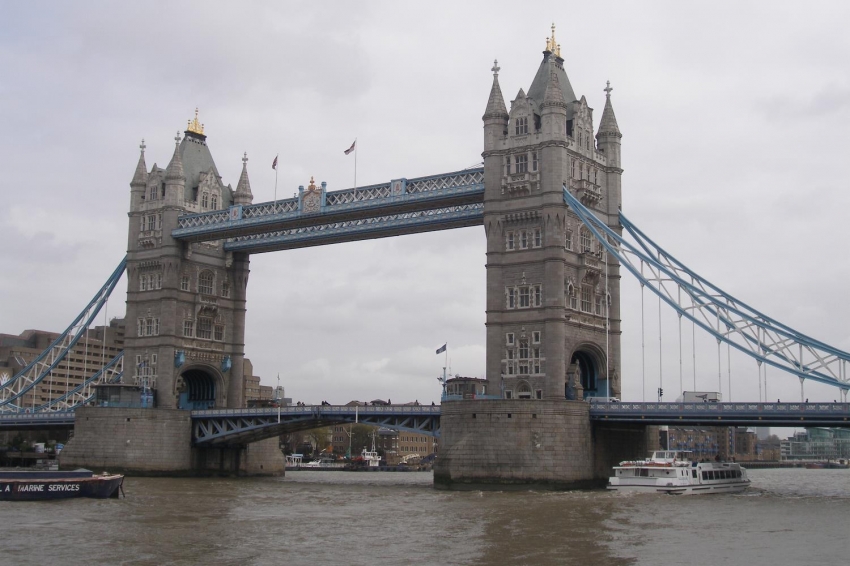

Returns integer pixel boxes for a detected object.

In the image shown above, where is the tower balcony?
[571,179,602,206]
[501,171,540,197]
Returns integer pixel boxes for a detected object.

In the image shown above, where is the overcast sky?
[2,1,850,406]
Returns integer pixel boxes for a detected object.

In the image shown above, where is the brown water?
[1,469,848,565]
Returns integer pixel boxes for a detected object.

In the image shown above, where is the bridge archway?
[570,345,606,398]
[177,366,221,410]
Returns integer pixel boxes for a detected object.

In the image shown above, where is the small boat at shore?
[608,450,750,495]
[0,469,124,501]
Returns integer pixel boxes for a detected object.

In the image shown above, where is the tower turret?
[130,139,148,211]
[483,60,509,152]
[164,132,185,206]
[596,81,622,169]
[233,152,254,206]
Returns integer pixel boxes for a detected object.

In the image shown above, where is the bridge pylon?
[125,116,250,410]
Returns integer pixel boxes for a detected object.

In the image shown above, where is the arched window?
[149,185,156,201]
[202,192,209,209]
[517,381,532,399]
[515,117,528,135]
[211,194,218,209]
[580,228,592,252]
[198,271,214,295]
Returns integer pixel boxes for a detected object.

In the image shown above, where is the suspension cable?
[678,286,683,400]
[641,262,646,402]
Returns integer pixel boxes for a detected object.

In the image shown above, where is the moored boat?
[608,450,750,495]
[0,469,124,501]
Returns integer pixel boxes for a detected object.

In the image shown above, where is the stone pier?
[58,407,284,477]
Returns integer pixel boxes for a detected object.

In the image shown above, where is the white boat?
[608,450,751,495]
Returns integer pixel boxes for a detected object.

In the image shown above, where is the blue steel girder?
[0,411,76,431]
[224,203,483,253]
[562,186,850,393]
[0,257,127,408]
[172,168,484,244]
[192,405,441,446]
[589,401,850,427]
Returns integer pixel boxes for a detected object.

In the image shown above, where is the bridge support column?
[434,400,661,490]
[435,399,598,490]
[58,407,283,476]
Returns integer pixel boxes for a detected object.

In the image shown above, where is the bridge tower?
[435,28,648,490]
[483,26,623,401]
[124,112,251,410]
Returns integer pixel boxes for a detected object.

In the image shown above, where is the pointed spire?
[542,63,566,108]
[165,131,184,181]
[234,152,254,205]
[131,138,148,187]
[483,59,508,119]
[597,81,621,137]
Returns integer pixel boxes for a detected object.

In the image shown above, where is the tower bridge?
[3,26,850,483]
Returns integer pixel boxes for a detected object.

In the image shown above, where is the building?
[665,426,757,460]
[482,25,623,400]
[444,375,488,399]
[0,318,125,409]
[241,359,273,405]
[781,428,850,461]
[330,424,437,463]
[124,112,253,410]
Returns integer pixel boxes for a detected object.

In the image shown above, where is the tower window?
[533,285,542,307]
[532,152,538,172]
[149,186,157,201]
[515,116,528,135]
[565,230,573,250]
[520,231,528,249]
[515,154,528,173]
[147,215,156,231]
[211,194,218,209]
[566,119,573,137]
[519,286,530,308]
[214,325,224,341]
[572,160,577,179]
[581,285,592,313]
[580,229,592,252]
[533,228,542,248]
[201,192,209,209]
[507,288,517,309]
[196,317,212,340]
[198,271,214,295]
[505,156,511,175]
[506,333,515,345]
[181,275,190,291]
[532,331,541,344]
[506,232,515,251]
[221,282,230,298]
[183,320,194,337]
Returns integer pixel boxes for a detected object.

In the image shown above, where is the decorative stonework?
[302,177,322,213]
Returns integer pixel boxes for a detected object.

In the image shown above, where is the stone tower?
[483,26,623,401]
[124,111,251,410]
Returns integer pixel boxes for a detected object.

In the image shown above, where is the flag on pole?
[344,140,356,155]
[272,155,278,170]
[436,344,447,355]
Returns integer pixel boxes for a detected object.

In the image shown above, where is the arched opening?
[178,368,217,410]
[570,350,598,397]
[516,381,532,399]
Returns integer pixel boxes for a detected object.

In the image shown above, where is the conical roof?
[131,139,148,186]
[543,67,566,107]
[234,153,253,204]
[483,60,508,119]
[165,133,185,182]
[597,83,621,137]
[527,52,576,108]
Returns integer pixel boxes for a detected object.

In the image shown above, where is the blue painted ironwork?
[0,411,76,430]
[191,404,441,446]
[172,168,484,243]
[0,257,127,409]
[589,401,850,426]
[563,186,850,394]
[225,203,483,253]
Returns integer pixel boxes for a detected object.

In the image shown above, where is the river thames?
[1,468,847,565]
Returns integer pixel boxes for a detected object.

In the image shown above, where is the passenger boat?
[608,450,750,495]
[0,469,124,501]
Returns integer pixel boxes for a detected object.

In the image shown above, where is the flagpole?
[274,153,279,212]
[354,138,358,190]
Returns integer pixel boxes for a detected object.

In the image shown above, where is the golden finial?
[187,107,205,135]
[308,176,317,190]
[547,23,561,57]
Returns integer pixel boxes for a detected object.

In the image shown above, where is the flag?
[344,140,356,155]
[272,155,278,170]
[436,344,447,355]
